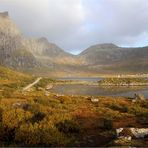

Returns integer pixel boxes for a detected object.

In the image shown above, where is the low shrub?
[99,118,113,130]
[108,103,128,113]
[56,119,80,134]
[30,112,46,123]
[15,122,69,146]
[127,105,148,117]
[2,109,33,129]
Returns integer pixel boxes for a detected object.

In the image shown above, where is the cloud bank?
[0,0,148,54]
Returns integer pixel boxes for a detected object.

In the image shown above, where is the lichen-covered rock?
[91,97,99,103]
[130,128,148,138]
[116,128,148,139]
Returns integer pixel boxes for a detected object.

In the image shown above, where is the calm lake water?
[56,77,103,82]
[51,78,148,98]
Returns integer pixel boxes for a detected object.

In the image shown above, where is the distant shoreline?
[98,78,148,86]
[50,77,148,86]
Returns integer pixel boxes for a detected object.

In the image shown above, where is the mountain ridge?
[0,11,148,76]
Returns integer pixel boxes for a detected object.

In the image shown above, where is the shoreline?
[98,83,148,86]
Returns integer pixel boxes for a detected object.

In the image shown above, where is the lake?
[56,77,103,82]
[50,78,148,98]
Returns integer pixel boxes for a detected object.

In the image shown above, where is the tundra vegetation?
[98,78,148,86]
[0,66,148,147]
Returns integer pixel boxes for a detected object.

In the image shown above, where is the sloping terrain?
[0,65,33,91]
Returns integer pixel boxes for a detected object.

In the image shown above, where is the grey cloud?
[0,0,148,53]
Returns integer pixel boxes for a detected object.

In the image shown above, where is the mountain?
[25,37,80,66]
[0,11,84,76]
[78,43,148,74]
[0,12,40,71]
[79,43,121,65]
[0,11,148,76]
[24,37,86,76]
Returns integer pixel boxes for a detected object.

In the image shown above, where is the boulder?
[91,97,99,103]
[116,128,124,136]
[130,128,148,138]
[116,128,148,139]
[134,93,145,100]
[46,84,53,90]
[12,102,29,110]
[118,136,132,141]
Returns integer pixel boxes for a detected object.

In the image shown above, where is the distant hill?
[78,44,148,74]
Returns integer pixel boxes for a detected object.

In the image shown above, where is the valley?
[0,11,148,147]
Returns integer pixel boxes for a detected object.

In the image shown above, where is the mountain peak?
[92,43,118,48]
[0,11,9,18]
[37,37,49,43]
[37,37,58,47]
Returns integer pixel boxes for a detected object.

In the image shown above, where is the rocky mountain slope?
[0,12,83,76]
[25,37,81,66]
[0,12,40,71]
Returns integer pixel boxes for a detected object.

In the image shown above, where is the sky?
[0,0,148,54]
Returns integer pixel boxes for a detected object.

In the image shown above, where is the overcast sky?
[0,0,148,54]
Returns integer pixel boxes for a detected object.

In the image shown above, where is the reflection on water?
[51,78,148,98]
[56,77,103,82]
[50,84,148,98]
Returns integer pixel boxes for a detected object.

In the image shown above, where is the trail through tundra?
[23,77,42,91]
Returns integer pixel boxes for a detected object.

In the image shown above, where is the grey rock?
[12,102,29,110]
[118,136,132,141]
[46,84,53,90]
[134,93,145,100]
[116,128,148,139]
[91,97,99,103]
